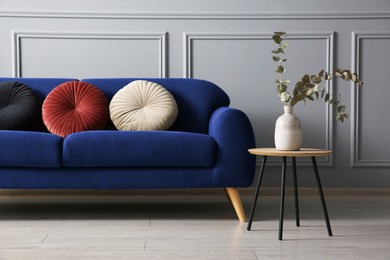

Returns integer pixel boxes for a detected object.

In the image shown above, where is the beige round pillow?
[109,80,178,131]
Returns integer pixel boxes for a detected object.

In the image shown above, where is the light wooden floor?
[0,192,389,259]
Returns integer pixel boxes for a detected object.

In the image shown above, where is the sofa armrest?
[209,107,256,187]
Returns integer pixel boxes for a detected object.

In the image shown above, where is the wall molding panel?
[183,33,272,79]
[351,31,390,168]
[12,31,168,78]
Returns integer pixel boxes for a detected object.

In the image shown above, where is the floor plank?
[0,194,389,259]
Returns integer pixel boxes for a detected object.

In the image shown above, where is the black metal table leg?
[279,156,287,240]
[292,157,300,227]
[247,156,268,231]
[311,157,333,236]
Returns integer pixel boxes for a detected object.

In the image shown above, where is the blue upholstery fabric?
[209,107,257,187]
[63,130,216,167]
[0,130,63,168]
[82,78,230,134]
[0,168,214,189]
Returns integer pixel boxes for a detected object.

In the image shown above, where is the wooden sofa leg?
[225,187,246,222]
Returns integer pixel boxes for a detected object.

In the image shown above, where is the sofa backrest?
[0,78,78,100]
[0,77,230,134]
[82,78,230,134]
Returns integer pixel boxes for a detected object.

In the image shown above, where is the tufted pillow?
[109,80,178,131]
[42,81,109,137]
[0,81,39,130]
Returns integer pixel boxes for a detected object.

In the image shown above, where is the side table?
[247,148,333,240]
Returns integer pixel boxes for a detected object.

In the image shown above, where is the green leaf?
[306,87,313,95]
[325,93,330,102]
[334,71,342,77]
[275,65,285,73]
[294,81,304,89]
[298,93,307,101]
[274,79,290,84]
[280,92,291,102]
[336,113,349,123]
[351,74,364,85]
[293,82,304,96]
[318,69,324,77]
[291,93,307,106]
[271,48,285,54]
[280,42,289,49]
[312,76,322,84]
[337,105,346,113]
[305,83,314,89]
[272,34,282,44]
[336,114,345,122]
[351,73,358,82]
[273,57,287,63]
[276,84,288,93]
[290,97,298,106]
[301,74,310,84]
[342,71,351,80]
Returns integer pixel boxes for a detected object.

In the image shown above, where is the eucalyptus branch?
[271,31,364,122]
[272,31,291,102]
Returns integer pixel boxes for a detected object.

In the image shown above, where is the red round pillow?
[42,81,109,137]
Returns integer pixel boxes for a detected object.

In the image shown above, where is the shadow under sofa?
[0,77,256,222]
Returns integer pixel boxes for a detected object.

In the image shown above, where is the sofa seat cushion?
[63,131,216,167]
[0,131,63,168]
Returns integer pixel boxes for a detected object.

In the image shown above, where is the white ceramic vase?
[274,105,302,151]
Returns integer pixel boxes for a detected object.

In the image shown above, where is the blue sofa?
[0,77,256,221]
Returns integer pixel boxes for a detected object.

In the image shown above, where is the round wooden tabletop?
[248,148,332,157]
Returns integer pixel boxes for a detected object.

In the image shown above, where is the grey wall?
[1,0,389,188]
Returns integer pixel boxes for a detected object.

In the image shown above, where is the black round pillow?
[0,81,39,130]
